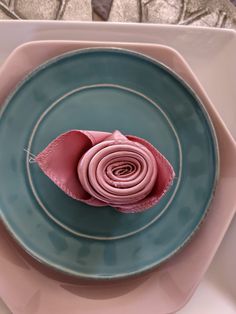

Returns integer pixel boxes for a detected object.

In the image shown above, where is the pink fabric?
[36,130,175,213]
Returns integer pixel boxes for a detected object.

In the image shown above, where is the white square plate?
[0,22,235,314]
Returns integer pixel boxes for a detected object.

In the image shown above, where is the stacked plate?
[0,22,235,314]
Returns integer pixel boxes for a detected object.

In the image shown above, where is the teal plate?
[0,48,218,279]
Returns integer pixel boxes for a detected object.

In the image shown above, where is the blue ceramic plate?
[0,48,218,279]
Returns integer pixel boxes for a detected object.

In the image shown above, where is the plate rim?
[0,47,220,279]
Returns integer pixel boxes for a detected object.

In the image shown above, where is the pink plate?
[0,40,235,314]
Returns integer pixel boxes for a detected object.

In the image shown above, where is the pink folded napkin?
[35,130,174,213]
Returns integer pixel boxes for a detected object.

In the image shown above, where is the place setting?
[0,24,235,314]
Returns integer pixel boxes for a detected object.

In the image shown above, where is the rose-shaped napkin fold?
[35,130,175,213]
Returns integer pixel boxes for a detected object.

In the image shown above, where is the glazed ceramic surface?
[0,48,218,279]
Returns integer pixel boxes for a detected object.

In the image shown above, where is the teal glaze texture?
[0,49,218,279]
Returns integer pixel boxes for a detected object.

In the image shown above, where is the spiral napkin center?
[78,140,158,205]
